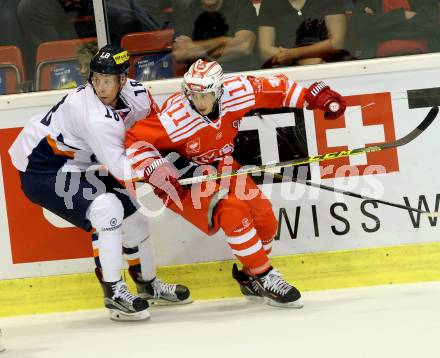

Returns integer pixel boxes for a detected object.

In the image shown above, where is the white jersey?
[9,79,154,181]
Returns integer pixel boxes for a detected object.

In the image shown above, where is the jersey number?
[104,107,120,121]
[130,80,147,97]
[40,95,68,126]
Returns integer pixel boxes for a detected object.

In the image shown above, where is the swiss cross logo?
[314,92,399,178]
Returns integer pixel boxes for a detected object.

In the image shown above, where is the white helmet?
[182,59,224,100]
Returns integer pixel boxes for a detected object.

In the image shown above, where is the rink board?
[1,242,440,317]
[1,57,440,315]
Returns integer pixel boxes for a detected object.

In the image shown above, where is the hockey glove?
[305,81,346,119]
[144,157,184,207]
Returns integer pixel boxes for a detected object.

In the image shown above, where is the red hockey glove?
[144,157,184,206]
[305,82,346,119]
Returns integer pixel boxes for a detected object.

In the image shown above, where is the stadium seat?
[0,46,25,95]
[35,37,97,91]
[120,29,176,81]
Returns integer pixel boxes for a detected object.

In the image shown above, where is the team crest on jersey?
[186,137,201,154]
[268,77,281,87]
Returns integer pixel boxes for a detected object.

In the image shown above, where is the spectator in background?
[0,0,27,48]
[17,0,169,48]
[18,0,93,51]
[172,0,259,73]
[350,0,440,59]
[17,0,93,83]
[344,0,354,12]
[76,40,98,83]
[258,0,347,67]
[105,0,170,45]
[17,0,169,85]
[0,0,33,88]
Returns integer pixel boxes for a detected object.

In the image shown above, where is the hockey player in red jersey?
[125,59,346,308]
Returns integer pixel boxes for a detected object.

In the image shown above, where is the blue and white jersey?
[9,79,154,181]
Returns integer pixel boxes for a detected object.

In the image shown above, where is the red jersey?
[125,74,306,172]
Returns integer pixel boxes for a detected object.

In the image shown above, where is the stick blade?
[384,106,439,149]
[418,106,439,131]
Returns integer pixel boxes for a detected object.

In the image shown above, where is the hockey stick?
[268,171,438,217]
[179,106,439,185]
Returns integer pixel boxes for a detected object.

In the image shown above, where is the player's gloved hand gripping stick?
[305,81,346,119]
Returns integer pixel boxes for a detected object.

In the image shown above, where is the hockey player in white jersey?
[8,45,191,321]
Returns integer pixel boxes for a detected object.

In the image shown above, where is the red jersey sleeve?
[125,112,177,177]
[247,74,307,110]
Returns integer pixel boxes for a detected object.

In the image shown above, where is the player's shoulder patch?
[257,74,288,93]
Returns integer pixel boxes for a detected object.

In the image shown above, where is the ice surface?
[1,281,439,358]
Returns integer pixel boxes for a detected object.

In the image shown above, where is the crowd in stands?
[0,0,439,94]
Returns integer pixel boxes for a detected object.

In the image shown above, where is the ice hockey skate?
[129,266,193,305]
[96,268,150,321]
[232,263,262,300]
[254,268,303,308]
